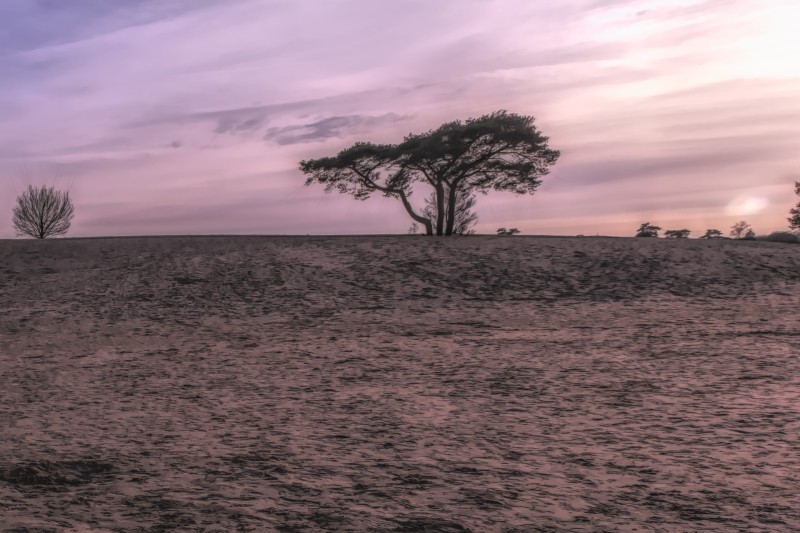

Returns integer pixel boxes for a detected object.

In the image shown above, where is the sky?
[1,0,799,238]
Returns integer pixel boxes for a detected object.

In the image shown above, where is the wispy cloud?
[264,114,412,145]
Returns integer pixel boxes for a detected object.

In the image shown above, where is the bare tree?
[12,185,75,239]
[730,220,754,239]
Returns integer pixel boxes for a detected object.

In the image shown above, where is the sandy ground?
[0,235,798,532]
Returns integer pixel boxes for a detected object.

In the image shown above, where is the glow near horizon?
[0,0,798,238]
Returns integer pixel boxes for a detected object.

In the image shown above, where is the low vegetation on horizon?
[635,218,799,243]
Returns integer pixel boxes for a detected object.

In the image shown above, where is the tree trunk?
[398,190,433,235]
[435,183,445,236]
[445,185,458,236]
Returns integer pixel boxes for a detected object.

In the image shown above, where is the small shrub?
[764,231,799,243]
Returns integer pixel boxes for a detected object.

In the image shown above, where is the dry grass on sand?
[1,235,799,531]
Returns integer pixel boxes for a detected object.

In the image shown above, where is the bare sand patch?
[1,235,798,531]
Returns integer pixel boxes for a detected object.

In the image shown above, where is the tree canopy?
[789,181,800,231]
[299,111,560,235]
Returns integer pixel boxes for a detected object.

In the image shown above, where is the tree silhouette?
[699,229,723,239]
[12,185,75,239]
[300,111,559,236]
[789,181,800,231]
[664,229,691,239]
[730,220,754,239]
[635,222,661,237]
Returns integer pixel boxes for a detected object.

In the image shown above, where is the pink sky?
[1,0,799,237]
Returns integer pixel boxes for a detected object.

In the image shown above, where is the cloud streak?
[264,114,412,145]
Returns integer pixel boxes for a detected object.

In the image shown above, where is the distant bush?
[699,229,723,239]
[762,231,799,243]
[664,229,691,239]
[13,185,75,239]
[497,227,520,236]
[635,222,660,237]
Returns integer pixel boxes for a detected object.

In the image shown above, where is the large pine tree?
[300,111,559,235]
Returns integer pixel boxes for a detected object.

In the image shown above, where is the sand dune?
[1,235,799,531]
